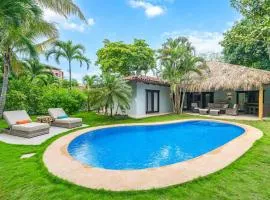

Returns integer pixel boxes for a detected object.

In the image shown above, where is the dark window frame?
[146,90,160,114]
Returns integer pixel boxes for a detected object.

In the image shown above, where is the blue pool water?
[68,121,244,170]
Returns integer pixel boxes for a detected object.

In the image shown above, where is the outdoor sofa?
[3,110,50,138]
[208,103,229,114]
[48,108,82,129]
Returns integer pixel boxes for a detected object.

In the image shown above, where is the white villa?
[124,61,270,119]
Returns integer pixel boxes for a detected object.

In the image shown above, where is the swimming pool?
[68,120,245,170]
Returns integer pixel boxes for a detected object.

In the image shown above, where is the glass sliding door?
[146,90,160,113]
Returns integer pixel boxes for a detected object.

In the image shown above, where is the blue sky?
[42,0,240,83]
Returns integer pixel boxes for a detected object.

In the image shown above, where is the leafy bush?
[5,78,86,115]
[42,86,86,114]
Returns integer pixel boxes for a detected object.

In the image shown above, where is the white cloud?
[43,8,95,32]
[87,18,95,26]
[162,30,224,54]
[129,0,165,18]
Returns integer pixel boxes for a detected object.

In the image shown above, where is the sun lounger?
[3,110,50,138]
[48,108,82,129]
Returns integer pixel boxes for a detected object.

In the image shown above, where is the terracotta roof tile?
[124,75,169,86]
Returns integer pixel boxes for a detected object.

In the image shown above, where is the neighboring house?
[46,66,64,79]
[124,76,173,118]
[124,61,270,119]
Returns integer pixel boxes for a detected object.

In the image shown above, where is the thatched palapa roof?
[186,61,270,91]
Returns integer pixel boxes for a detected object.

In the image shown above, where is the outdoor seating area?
[193,103,239,117]
[2,108,83,139]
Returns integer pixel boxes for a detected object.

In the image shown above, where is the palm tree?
[22,59,53,81]
[159,37,207,114]
[36,0,86,22]
[178,55,207,113]
[95,74,132,117]
[0,0,58,117]
[46,40,91,89]
[83,75,99,111]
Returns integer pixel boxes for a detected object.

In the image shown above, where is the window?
[146,90,160,113]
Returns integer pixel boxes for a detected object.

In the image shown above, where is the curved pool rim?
[68,120,245,170]
[43,119,263,191]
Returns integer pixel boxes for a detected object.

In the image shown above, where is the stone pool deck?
[43,119,263,191]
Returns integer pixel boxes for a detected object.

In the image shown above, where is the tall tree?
[36,0,86,22]
[46,40,91,89]
[83,75,99,111]
[0,0,58,117]
[96,39,155,76]
[226,0,270,58]
[158,37,206,114]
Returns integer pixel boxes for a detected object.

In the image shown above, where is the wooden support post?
[259,85,264,120]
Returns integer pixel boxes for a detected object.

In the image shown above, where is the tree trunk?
[174,85,181,114]
[110,107,113,117]
[87,93,90,111]
[180,88,186,114]
[267,43,270,60]
[68,60,72,90]
[0,49,11,118]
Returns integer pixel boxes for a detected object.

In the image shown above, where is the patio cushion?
[16,119,31,125]
[48,108,67,119]
[12,122,50,132]
[54,117,82,124]
[3,110,32,127]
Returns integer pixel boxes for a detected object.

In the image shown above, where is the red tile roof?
[124,75,169,86]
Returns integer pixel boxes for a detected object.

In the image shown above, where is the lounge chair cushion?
[54,117,82,124]
[16,119,31,124]
[48,108,67,119]
[12,122,50,132]
[3,110,32,127]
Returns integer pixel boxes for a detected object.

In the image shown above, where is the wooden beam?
[259,85,264,120]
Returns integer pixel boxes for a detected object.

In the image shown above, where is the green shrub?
[42,86,86,114]
[6,90,28,111]
[6,78,86,114]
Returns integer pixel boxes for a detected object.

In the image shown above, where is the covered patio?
[184,62,270,120]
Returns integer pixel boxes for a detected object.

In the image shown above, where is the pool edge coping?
[43,119,263,191]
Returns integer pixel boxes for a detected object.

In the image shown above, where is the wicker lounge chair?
[48,108,82,129]
[191,103,200,113]
[3,110,50,138]
[226,104,239,116]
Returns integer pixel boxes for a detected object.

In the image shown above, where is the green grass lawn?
[0,112,270,200]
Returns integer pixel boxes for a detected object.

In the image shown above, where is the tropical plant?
[158,37,206,114]
[224,0,270,58]
[60,78,79,88]
[94,74,132,117]
[83,75,99,111]
[22,59,53,81]
[96,39,156,75]
[0,0,58,117]
[46,40,91,89]
[6,77,86,114]
[36,0,86,22]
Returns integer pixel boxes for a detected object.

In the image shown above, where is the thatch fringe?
[185,61,270,92]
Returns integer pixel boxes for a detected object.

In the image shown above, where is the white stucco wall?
[127,82,173,118]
